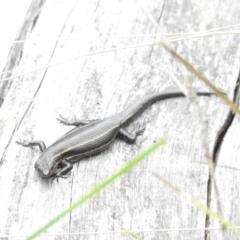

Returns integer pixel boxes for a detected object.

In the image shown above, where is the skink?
[17,90,213,179]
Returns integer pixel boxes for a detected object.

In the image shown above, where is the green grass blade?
[122,227,143,240]
[153,173,240,235]
[26,137,167,240]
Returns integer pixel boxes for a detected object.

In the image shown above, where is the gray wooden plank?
[0,0,240,239]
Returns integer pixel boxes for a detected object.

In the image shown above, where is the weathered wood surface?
[0,0,240,239]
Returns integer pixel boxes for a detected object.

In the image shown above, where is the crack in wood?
[0,124,17,165]
[69,173,74,233]
[0,0,46,108]
[17,0,79,131]
[204,68,240,240]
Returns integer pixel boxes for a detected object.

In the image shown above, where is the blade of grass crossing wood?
[161,43,240,116]
[153,173,240,235]
[122,227,143,240]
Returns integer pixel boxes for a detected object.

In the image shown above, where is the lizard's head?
[34,152,61,178]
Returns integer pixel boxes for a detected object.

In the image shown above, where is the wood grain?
[0,0,240,239]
